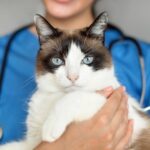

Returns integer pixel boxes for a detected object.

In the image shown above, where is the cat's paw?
[42,115,68,142]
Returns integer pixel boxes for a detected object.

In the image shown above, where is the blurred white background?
[0,0,150,42]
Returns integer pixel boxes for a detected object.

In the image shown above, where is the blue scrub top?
[0,28,150,144]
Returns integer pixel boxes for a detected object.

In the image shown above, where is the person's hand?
[94,86,133,150]
[35,87,133,150]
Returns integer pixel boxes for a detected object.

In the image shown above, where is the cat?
[0,12,150,150]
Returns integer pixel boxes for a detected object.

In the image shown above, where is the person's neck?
[45,9,94,30]
[30,8,94,35]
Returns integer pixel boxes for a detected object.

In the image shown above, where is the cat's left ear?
[34,14,61,44]
[87,12,108,38]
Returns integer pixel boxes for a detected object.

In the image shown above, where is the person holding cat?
[0,0,150,149]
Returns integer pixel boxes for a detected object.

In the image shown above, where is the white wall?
[0,0,150,42]
[97,0,150,42]
[0,0,44,35]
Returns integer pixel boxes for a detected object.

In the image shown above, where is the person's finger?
[109,94,128,136]
[93,86,125,123]
[115,120,134,150]
[113,106,128,147]
[96,86,113,98]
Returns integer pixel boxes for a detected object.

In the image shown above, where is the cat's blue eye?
[51,58,64,66]
[82,56,94,65]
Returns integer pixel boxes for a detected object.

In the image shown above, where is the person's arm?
[34,87,133,150]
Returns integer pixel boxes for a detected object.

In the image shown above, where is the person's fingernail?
[96,86,112,93]
[122,86,126,92]
[105,86,113,92]
[119,86,125,92]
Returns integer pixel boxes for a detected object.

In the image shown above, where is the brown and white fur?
[0,12,150,150]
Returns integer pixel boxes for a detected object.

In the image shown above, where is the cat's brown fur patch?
[128,107,150,150]
[130,127,150,150]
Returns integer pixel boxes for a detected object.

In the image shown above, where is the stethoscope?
[0,23,149,112]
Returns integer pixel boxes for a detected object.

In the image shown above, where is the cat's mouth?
[64,84,83,91]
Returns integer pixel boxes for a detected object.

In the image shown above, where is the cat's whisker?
[24,88,37,110]
[22,76,35,89]
[23,75,35,84]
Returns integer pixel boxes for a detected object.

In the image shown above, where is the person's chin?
[47,9,76,19]
[55,0,73,4]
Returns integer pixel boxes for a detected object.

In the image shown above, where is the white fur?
[0,42,148,150]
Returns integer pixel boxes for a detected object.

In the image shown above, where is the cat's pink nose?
[67,74,79,82]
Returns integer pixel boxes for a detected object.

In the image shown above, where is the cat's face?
[35,12,112,92]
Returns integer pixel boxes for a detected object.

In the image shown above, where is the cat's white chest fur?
[26,90,64,140]
[42,91,106,142]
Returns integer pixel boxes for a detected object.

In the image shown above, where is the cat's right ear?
[34,14,61,44]
[85,12,108,39]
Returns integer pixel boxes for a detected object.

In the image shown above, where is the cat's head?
[34,12,112,92]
